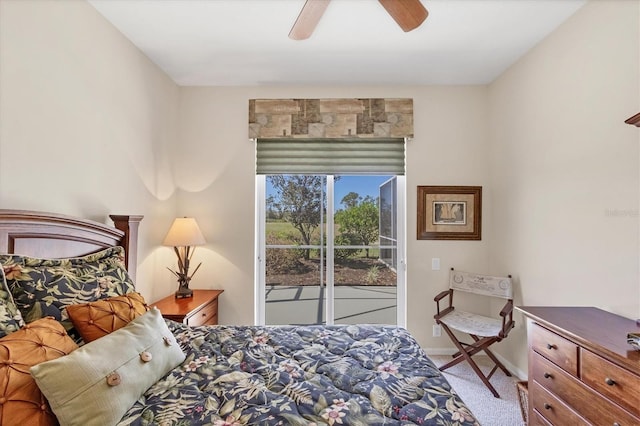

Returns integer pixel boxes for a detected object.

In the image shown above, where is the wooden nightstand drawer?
[153,289,223,327]
[187,298,218,326]
[531,323,578,376]
[581,349,640,418]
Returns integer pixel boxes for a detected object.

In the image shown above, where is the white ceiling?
[88,0,586,86]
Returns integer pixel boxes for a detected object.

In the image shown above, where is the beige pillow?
[66,292,148,343]
[30,308,185,426]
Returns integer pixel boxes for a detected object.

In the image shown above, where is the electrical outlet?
[432,324,441,337]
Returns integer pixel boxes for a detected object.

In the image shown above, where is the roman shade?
[256,138,405,175]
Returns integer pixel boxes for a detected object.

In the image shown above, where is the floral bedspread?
[118,322,479,426]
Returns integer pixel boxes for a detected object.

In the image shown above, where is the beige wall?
[488,0,640,372]
[0,0,181,302]
[1,0,638,378]
[174,86,492,332]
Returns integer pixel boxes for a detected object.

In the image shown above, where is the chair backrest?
[449,269,513,299]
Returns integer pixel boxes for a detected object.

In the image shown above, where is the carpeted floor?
[430,355,526,426]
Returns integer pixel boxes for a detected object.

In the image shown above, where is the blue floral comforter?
[118,322,479,425]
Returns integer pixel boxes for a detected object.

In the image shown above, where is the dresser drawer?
[531,323,578,376]
[186,298,218,326]
[532,353,639,426]
[530,380,588,426]
[581,349,640,418]
[530,409,553,426]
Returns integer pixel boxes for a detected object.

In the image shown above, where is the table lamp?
[163,217,206,298]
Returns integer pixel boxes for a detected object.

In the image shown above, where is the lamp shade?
[162,217,206,247]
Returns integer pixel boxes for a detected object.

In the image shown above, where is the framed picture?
[417,186,482,240]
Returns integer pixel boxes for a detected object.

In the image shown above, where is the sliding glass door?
[256,174,405,326]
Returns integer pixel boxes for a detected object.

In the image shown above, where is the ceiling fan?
[289,0,429,40]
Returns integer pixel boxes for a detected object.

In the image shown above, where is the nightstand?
[153,289,224,326]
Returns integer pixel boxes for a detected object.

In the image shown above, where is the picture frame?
[417,186,482,240]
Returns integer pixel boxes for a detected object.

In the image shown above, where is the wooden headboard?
[0,210,143,282]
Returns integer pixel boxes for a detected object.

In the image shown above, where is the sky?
[334,175,392,207]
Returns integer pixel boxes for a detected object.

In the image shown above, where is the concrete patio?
[265,285,397,325]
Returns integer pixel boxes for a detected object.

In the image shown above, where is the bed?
[0,209,479,426]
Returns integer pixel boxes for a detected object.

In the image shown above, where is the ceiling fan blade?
[378,0,428,32]
[289,0,331,40]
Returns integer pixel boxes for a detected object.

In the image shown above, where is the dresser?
[517,307,640,426]
[153,289,223,326]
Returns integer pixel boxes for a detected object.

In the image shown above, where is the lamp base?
[175,286,193,299]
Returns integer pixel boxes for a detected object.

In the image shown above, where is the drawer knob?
[543,372,552,379]
[546,343,556,350]
[605,377,616,386]
[613,423,620,426]
[544,403,552,410]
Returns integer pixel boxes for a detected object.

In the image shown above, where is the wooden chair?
[434,268,514,398]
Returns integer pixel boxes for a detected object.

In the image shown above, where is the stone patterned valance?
[249,98,413,139]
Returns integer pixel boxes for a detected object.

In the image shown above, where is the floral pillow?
[0,246,135,338]
[0,266,24,338]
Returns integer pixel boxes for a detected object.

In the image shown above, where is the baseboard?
[423,347,528,380]
[494,352,528,381]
